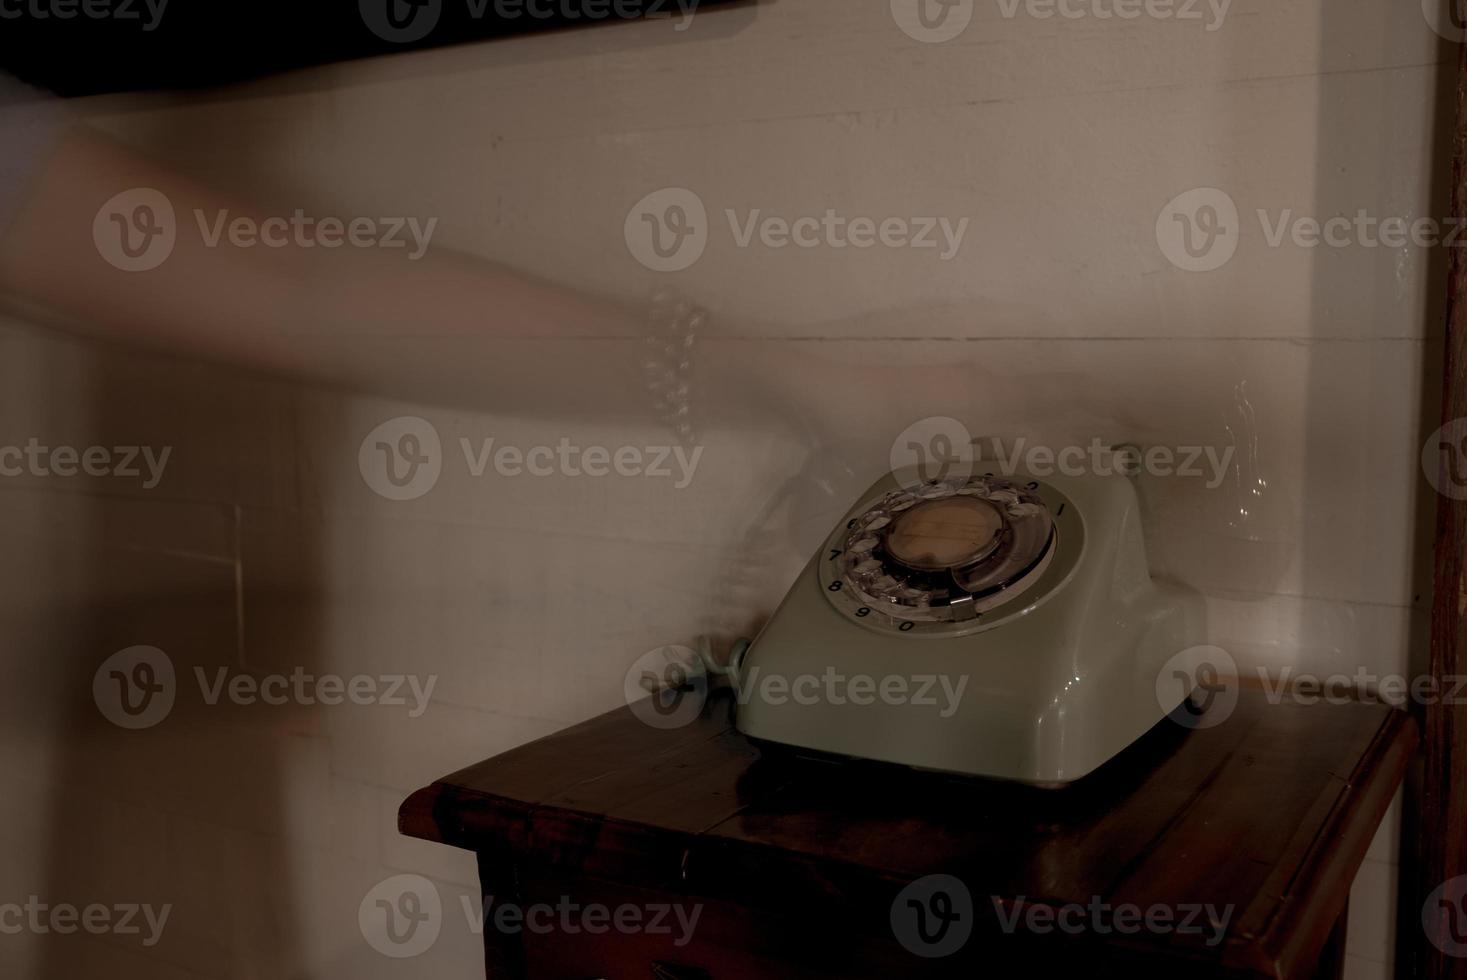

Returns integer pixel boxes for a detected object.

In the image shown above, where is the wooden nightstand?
[400,688,1415,979]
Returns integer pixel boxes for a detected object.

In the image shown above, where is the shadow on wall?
[25,343,323,977]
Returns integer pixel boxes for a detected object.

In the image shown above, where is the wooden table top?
[401,687,1416,979]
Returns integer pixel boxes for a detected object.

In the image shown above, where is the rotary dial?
[821,475,1060,633]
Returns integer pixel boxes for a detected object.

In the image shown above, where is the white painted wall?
[0,1,1446,977]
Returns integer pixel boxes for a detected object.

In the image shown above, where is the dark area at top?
[0,0,735,96]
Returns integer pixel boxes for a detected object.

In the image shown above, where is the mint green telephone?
[734,466,1206,785]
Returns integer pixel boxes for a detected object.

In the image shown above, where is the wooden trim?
[1244,712,1416,980]
[1422,36,1467,980]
